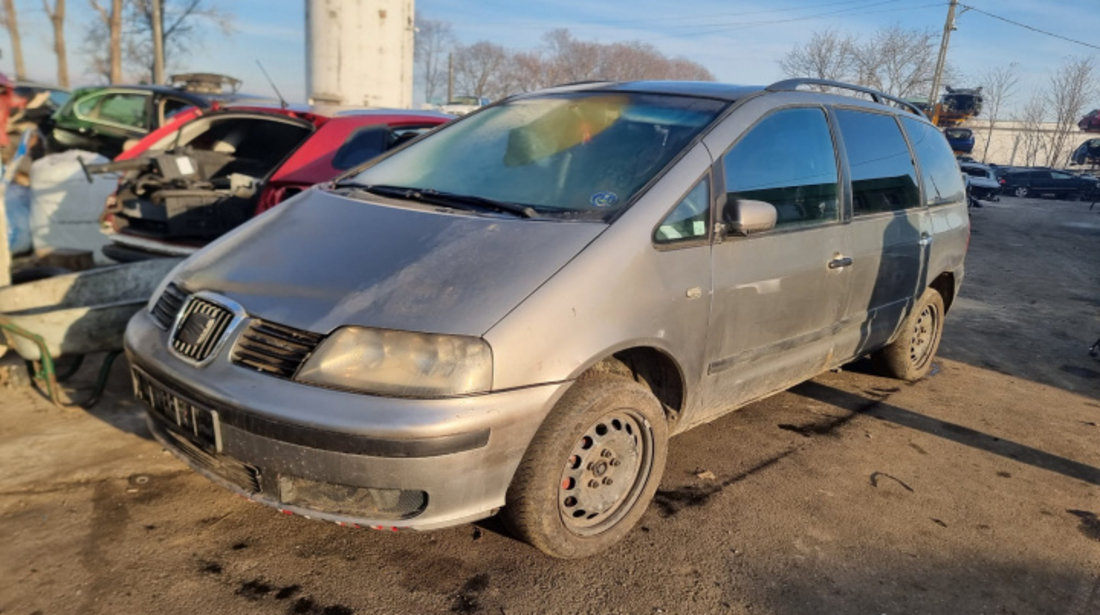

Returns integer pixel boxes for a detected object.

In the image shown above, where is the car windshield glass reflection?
[348,92,726,219]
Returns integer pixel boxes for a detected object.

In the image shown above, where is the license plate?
[133,369,222,452]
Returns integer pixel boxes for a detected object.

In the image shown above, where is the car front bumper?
[124,310,565,530]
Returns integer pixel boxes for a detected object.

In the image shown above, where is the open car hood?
[173,189,605,337]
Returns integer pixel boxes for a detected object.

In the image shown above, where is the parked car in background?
[959,161,1000,200]
[96,106,451,260]
[1078,109,1100,132]
[944,127,974,154]
[126,78,968,559]
[47,76,273,158]
[10,80,68,131]
[999,167,1100,199]
[438,95,490,116]
[1070,138,1100,166]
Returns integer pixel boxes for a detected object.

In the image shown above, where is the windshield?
[348,92,726,218]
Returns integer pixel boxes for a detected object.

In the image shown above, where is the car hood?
[173,189,605,337]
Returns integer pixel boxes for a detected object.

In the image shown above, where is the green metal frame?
[0,319,120,408]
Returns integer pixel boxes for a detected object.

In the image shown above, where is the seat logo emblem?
[177,311,217,347]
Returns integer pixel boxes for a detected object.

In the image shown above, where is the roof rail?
[765,78,926,117]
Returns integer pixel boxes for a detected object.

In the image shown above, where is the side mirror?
[724,199,777,236]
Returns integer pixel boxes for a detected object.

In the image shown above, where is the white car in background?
[438,96,490,116]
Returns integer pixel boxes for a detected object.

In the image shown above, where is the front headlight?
[295,327,493,397]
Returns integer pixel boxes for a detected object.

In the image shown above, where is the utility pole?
[447,52,454,102]
[928,0,958,121]
[152,0,165,84]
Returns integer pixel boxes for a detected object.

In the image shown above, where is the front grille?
[171,297,234,362]
[150,283,187,329]
[232,320,323,379]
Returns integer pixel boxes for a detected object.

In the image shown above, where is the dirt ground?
[1,196,1098,615]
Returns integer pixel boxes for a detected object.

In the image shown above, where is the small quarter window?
[901,117,966,206]
[723,108,839,229]
[655,177,709,244]
[835,109,920,215]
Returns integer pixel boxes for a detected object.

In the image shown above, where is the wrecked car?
[127,79,969,558]
[46,74,272,158]
[944,127,975,154]
[93,107,451,260]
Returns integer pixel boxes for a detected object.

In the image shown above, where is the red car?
[97,104,451,260]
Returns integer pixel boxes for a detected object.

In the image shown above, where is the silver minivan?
[126,79,969,558]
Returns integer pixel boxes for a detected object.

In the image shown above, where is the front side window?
[654,177,709,244]
[835,109,920,215]
[350,92,727,218]
[723,107,839,229]
[901,117,966,206]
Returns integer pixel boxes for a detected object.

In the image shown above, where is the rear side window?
[96,93,150,128]
[834,109,919,215]
[723,107,838,229]
[901,117,966,206]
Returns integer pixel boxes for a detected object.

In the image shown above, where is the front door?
[701,106,850,416]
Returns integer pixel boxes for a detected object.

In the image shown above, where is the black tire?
[502,374,668,559]
[1014,186,1028,198]
[872,288,945,382]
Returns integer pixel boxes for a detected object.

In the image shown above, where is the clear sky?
[6,0,1099,114]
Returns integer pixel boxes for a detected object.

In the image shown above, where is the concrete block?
[0,352,31,389]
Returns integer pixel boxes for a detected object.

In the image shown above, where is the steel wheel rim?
[558,409,654,536]
[1015,187,1027,197]
[908,302,940,369]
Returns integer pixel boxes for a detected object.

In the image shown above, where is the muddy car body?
[126,79,969,558]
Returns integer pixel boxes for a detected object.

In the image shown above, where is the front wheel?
[502,375,668,559]
[1014,186,1029,198]
[872,288,945,382]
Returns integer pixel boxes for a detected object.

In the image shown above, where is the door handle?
[919,233,933,247]
[828,256,853,269]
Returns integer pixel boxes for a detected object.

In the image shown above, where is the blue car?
[944,127,975,154]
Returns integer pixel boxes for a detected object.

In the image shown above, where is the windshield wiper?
[332,182,538,218]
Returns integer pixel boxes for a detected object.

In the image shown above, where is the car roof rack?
[765,78,925,117]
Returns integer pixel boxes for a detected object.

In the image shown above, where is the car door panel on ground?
[703,105,850,415]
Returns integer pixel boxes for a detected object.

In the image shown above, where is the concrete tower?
[306,0,415,108]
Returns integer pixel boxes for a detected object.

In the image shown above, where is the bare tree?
[780,26,943,100]
[854,26,939,99]
[125,0,234,81]
[542,29,601,84]
[1018,92,1048,167]
[449,27,714,100]
[978,64,1019,163]
[453,41,512,100]
[88,0,124,83]
[415,17,454,104]
[779,29,855,84]
[42,0,69,87]
[0,0,25,79]
[1045,57,1096,167]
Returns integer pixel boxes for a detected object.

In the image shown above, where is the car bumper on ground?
[124,310,564,530]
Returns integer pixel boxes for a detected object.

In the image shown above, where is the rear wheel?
[503,375,668,559]
[1014,186,1029,198]
[872,288,945,382]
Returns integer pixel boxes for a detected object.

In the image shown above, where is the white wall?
[963,119,1095,169]
[305,0,415,109]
